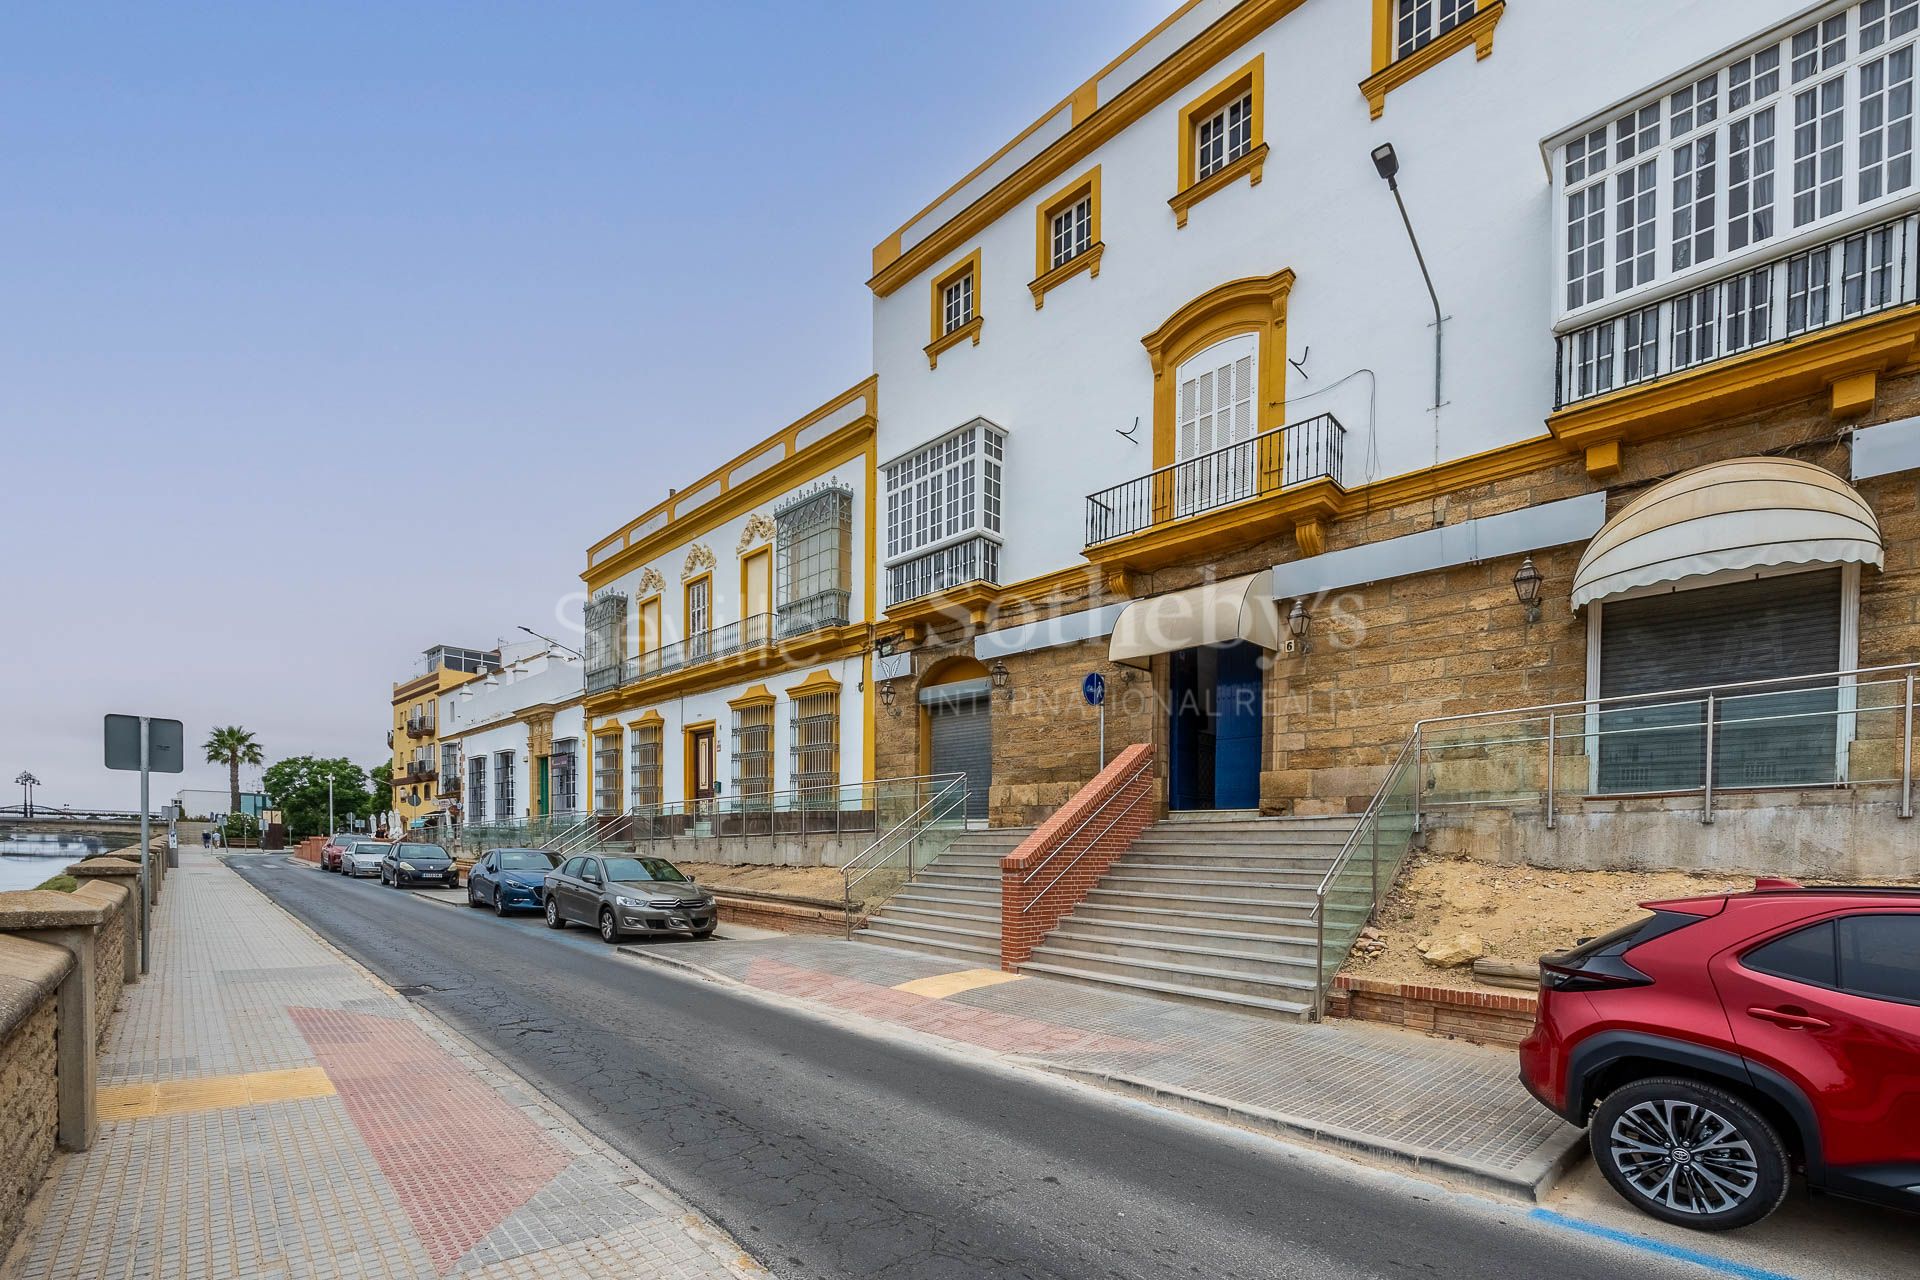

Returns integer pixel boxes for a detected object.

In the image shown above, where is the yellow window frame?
[925,249,984,368]
[1362,0,1505,120]
[1030,166,1103,309]
[1170,54,1266,229]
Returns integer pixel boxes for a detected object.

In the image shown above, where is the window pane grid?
[731,703,774,802]
[790,691,840,805]
[1194,93,1253,181]
[1395,0,1477,60]
[1050,195,1092,269]
[593,733,621,815]
[627,725,662,812]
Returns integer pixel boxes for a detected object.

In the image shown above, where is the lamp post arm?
[1388,178,1444,412]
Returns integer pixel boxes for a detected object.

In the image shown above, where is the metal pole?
[328,775,335,837]
[1411,729,1423,834]
[1388,179,1444,412]
[1369,803,1379,912]
[1702,692,1717,826]
[1099,702,1106,770]
[138,717,151,975]
[1545,711,1557,831]
[1313,893,1326,1021]
[1902,671,1914,819]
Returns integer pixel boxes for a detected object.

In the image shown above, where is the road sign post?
[1083,673,1107,770]
[105,715,183,974]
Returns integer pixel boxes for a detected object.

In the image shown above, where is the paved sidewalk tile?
[6,852,762,1280]
[644,934,1581,1196]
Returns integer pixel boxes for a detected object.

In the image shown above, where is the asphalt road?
[232,855,1709,1280]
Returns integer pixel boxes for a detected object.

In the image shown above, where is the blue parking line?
[1527,1208,1802,1280]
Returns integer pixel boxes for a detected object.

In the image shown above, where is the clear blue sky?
[0,1,1170,808]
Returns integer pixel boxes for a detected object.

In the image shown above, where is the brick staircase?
[853,827,1032,964]
[1017,814,1359,1019]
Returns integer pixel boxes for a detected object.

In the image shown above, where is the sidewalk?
[2,852,762,1280]
[625,934,1583,1198]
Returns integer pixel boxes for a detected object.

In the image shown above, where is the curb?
[1017,1060,1580,1202]
[615,946,740,986]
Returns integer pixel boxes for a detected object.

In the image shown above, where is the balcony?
[403,761,437,783]
[777,588,852,638]
[1084,414,1346,558]
[404,715,436,739]
[886,535,1001,609]
[1555,212,1920,412]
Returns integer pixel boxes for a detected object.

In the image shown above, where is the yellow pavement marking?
[893,968,1026,999]
[99,1067,336,1121]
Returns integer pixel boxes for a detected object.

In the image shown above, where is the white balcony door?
[1174,333,1257,516]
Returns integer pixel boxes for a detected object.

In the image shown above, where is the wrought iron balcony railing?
[1555,211,1920,410]
[1084,413,1346,548]
[404,715,436,739]
[886,535,1001,608]
[778,589,852,638]
[616,612,775,687]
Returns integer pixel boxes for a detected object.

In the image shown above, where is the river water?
[0,834,112,891]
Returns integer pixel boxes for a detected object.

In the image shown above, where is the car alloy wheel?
[467,884,481,907]
[544,898,565,929]
[1591,1078,1788,1230]
[494,891,509,917]
[599,908,619,944]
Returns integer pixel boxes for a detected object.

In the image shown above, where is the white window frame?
[942,270,974,335]
[1193,91,1254,181]
[1547,0,1920,332]
[1050,195,1092,269]
[881,420,1007,569]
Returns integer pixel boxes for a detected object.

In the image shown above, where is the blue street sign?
[1082,673,1106,707]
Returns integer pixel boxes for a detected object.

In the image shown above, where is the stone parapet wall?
[0,935,72,1264]
[71,882,127,1045]
[1327,974,1537,1048]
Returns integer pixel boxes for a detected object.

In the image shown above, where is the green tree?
[203,726,263,816]
[261,756,373,839]
[367,761,394,815]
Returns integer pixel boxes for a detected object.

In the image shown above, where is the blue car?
[466,847,561,916]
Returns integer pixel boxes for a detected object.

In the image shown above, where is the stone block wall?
[0,936,70,1264]
[73,882,126,1046]
[1000,744,1156,968]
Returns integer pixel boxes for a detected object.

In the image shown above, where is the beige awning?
[1108,573,1284,669]
[1571,457,1883,610]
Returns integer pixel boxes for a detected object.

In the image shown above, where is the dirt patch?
[1354,855,1757,993]
[677,862,845,903]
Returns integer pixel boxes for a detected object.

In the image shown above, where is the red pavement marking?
[290,1008,570,1273]
[742,958,1159,1056]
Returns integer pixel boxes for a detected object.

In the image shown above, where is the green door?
[537,757,551,817]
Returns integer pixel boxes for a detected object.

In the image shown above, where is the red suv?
[319,833,359,873]
[1519,881,1920,1230]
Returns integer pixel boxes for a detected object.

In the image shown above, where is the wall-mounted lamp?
[990,659,1012,700]
[879,679,898,717]
[1512,557,1544,624]
[1287,600,1312,654]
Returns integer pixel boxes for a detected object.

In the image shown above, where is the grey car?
[542,853,716,943]
[342,841,389,879]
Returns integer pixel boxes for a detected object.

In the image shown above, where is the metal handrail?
[1408,659,1920,733]
[841,773,968,903]
[1018,755,1154,910]
[1311,728,1421,1020]
[553,813,629,855]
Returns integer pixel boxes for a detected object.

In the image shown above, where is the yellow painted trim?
[739,545,772,619]
[1172,55,1264,228]
[884,580,1003,631]
[925,315,983,369]
[861,649,876,783]
[1029,243,1105,309]
[869,0,1312,295]
[862,424,878,627]
[729,683,776,709]
[593,725,624,815]
[1168,144,1268,229]
[100,1068,335,1121]
[893,968,1026,998]
[1361,0,1504,120]
[927,249,984,367]
[786,667,844,696]
[683,720,718,804]
[584,623,870,716]
[1031,166,1102,308]
[626,708,665,727]
[1142,269,1295,472]
[1548,306,1920,456]
[682,572,713,641]
[583,377,876,589]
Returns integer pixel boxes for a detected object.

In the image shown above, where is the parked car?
[467,848,560,916]
[542,853,716,943]
[378,842,457,889]
[1519,880,1920,1231]
[341,841,389,879]
[319,833,359,873]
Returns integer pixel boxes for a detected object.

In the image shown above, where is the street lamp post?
[13,771,40,818]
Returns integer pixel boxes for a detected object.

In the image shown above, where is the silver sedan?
[542,853,717,943]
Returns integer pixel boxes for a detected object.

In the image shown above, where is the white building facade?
[866,0,1920,833]
[436,640,587,829]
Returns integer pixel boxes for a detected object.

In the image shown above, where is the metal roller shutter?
[1597,569,1843,792]
[929,697,992,821]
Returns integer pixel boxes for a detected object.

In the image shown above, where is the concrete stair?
[1019,816,1358,1020]
[853,828,1030,964]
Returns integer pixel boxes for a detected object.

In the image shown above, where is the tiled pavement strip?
[2,852,763,1280]
[622,935,1584,1198]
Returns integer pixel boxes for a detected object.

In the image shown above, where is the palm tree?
[203,726,263,816]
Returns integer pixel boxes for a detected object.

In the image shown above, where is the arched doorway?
[919,657,992,822]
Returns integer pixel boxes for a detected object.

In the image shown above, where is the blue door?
[1168,641,1263,810]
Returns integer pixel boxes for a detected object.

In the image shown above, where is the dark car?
[1519,880,1920,1231]
[319,832,359,872]
[542,853,716,943]
[467,848,560,916]
[379,841,457,889]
